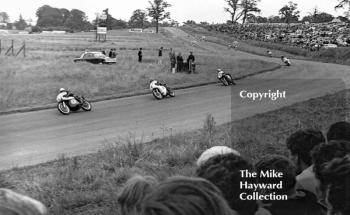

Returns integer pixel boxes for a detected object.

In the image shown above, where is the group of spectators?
[2,121,349,215]
[116,120,350,215]
[208,22,350,51]
[167,48,196,73]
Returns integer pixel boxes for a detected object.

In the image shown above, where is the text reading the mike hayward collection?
[239,90,286,101]
[239,170,288,201]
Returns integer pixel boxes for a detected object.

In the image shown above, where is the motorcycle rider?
[149,80,171,94]
[217,69,235,85]
[281,56,291,65]
[56,88,81,103]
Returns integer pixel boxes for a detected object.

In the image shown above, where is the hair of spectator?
[255,155,296,194]
[327,121,350,142]
[312,140,350,183]
[0,188,48,215]
[196,153,258,215]
[286,129,325,166]
[141,176,237,215]
[320,155,350,215]
[117,175,158,215]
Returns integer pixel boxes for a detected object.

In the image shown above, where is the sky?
[1,0,348,24]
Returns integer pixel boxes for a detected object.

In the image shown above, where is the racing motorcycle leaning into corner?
[217,69,236,86]
[149,80,175,100]
[281,56,291,66]
[56,88,92,115]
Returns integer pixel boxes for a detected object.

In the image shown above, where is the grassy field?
[0,29,278,112]
[181,25,350,65]
[0,87,348,215]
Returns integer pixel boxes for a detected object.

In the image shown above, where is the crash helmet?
[281,56,285,59]
[59,88,66,93]
[217,68,222,73]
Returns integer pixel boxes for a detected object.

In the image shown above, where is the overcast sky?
[2,0,348,23]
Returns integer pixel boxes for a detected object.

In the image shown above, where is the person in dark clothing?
[138,48,142,63]
[255,155,323,215]
[158,47,163,64]
[176,52,184,72]
[187,51,195,73]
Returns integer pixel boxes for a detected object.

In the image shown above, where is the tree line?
[0,0,172,33]
[223,0,350,24]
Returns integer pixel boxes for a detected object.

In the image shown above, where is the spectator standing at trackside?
[187,51,195,73]
[138,48,142,63]
[158,47,163,64]
[176,52,184,72]
[170,52,176,73]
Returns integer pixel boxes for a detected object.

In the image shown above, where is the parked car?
[73,52,117,64]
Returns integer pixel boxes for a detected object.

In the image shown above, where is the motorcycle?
[56,95,92,115]
[150,82,175,100]
[218,72,236,86]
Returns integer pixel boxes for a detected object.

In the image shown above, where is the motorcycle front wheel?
[82,100,92,111]
[57,103,70,115]
[168,89,175,97]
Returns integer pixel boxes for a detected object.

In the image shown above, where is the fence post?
[0,39,1,54]
[11,40,14,56]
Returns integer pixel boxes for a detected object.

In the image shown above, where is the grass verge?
[0,30,278,112]
[0,88,348,214]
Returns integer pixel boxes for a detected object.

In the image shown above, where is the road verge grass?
[0,88,348,214]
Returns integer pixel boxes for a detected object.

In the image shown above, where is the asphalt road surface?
[0,28,349,170]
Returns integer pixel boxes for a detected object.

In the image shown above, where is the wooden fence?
[0,40,26,57]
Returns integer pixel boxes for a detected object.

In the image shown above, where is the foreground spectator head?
[286,129,325,172]
[327,121,350,142]
[196,146,240,167]
[141,176,236,215]
[118,175,158,215]
[0,189,48,215]
[312,140,350,184]
[319,155,350,215]
[196,153,258,215]
[255,155,296,194]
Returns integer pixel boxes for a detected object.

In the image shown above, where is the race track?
[0,28,349,170]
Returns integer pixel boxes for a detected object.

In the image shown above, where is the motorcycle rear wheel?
[169,90,175,97]
[57,103,70,115]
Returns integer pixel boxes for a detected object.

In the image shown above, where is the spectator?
[267,50,272,57]
[158,47,163,64]
[196,146,240,167]
[255,155,322,215]
[141,176,236,215]
[187,51,195,73]
[176,52,184,72]
[326,121,350,142]
[138,48,143,63]
[311,140,350,204]
[118,175,158,215]
[319,155,350,215]
[0,188,48,215]
[286,129,325,196]
[196,153,264,215]
[101,49,106,55]
[170,50,176,73]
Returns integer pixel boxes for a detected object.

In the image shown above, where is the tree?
[147,0,171,33]
[129,9,148,29]
[183,20,196,25]
[315,12,334,23]
[224,0,241,23]
[0,12,10,23]
[279,1,300,23]
[36,5,65,28]
[64,9,89,31]
[268,15,282,23]
[240,0,261,24]
[14,14,27,30]
[335,0,350,17]
[307,7,320,22]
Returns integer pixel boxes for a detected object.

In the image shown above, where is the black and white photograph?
[0,0,349,214]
